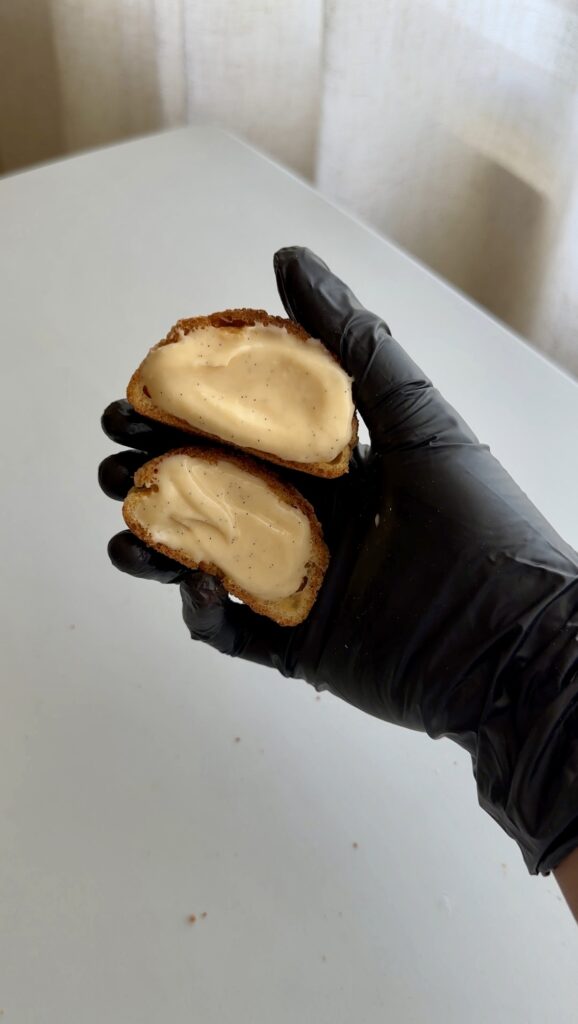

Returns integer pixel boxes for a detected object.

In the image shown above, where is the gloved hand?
[100,247,578,874]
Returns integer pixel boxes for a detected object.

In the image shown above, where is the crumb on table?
[187,911,208,924]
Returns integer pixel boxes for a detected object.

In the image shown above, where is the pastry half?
[127,308,357,478]
[123,447,330,625]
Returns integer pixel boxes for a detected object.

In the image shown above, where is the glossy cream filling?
[134,454,312,601]
[140,323,354,463]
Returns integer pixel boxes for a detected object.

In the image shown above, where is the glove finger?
[98,450,150,501]
[180,573,291,670]
[274,247,477,449]
[108,530,187,583]
[101,399,198,453]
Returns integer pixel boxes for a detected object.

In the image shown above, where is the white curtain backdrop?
[1,0,577,376]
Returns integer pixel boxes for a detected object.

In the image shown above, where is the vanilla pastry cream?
[140,323,354,463]
[134,453,312,601]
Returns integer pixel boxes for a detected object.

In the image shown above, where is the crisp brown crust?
[127,308,358,478]
[123,446,330,626]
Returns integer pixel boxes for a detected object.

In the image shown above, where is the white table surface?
[1,127,577,1024]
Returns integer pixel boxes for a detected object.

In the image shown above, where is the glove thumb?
[274,247,477,450]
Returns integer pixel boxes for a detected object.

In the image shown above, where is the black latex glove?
[100,247,578,874]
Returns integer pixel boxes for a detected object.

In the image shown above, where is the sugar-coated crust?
[127,308,358,478]
[123,446,330,626]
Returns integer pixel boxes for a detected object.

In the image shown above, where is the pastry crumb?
[187,911,208,924]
